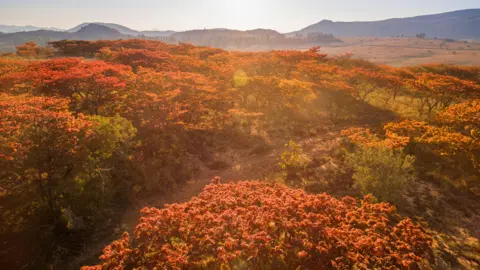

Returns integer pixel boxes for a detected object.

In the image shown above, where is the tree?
[82,181,431,270]
[406,73,480,116]
[339,67,401,102]
[0,94,93,230]
[2,58,135,115]
[99,48,177,72]
[16,41,53,58]
[437,100,480,172]
[345,145,416,202]
[0,94,137,266]
[16,41,39,58]
[416,33,426,39]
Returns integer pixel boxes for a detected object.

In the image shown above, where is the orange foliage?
[82,181,431,270]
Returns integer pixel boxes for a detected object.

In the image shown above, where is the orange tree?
[0,93,137,267]
[339,67,402,102]
[406,73,480,116]
[82,181,431,270]
[15,41,39,58]
[98,47,178,72]
[0,93,136,224]
[125,68,232,191]
[345,120,475,167]
[436,100,480,173]
[1,58,135,115]
[16,41,53,58]
[408,64,480,84]
[344,114,479,193]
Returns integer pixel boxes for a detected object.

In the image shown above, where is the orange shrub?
[83,181,431,270]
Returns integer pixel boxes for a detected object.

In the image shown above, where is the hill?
[171,28,264,40]
[0,24,64,33]
[296,9,480,40]
[170,28,340,48]
[69,23,127,40]
[2,39,480,270]
[245,28,283,36]
[68,22,140,36]
[0,30,68,52]
[0,24,127,52]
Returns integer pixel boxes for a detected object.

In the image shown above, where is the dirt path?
[70,125,346,268]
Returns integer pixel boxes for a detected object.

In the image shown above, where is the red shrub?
[83,181,431,270]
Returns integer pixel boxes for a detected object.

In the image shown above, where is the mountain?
[69,23,176,37]
[0,25,64,33]
[0,24,127,52]
[296,9,480,40]
[172,28,284,41]
[169,28,339,49]
[245,29,283,37]
[0,30,67,49]
[69,24,127,40]
[68,22,140,36]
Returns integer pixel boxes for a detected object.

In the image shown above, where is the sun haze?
[0,0,478,32]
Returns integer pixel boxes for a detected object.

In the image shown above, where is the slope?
[297,9,480,40]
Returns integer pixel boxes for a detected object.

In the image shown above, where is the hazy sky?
[0,0,478,32]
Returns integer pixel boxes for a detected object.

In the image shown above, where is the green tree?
[345,145,416,202]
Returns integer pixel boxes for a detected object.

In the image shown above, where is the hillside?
[69,23,176,37]
[1,39,479,269]
[68,22,140,36]
[69,24,127,40]
[297,9,480,39]
[0,24,64,33]
[171,28,267,40]
[0,30,69,52]
[0,24,128,52]
[171,28,340,48]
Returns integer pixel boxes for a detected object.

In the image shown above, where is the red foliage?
[100,48,178,72]
[1,58,133,114]
[0,94,92,163]
[83,181,431,270]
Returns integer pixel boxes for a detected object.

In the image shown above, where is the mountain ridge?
[0,24,65,33]
[295,9,480,39]
[1,9,478,39]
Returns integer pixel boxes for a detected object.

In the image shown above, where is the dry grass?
[321,37,480,66]
[235,37,480,66]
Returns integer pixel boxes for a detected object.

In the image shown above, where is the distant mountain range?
[67,22,175,37]
[0,23,177,52]
[0,23,338,52]
[0,25,64,33]
[171,28,283,41]
[0,22,175,37]
[0,9,479,52]
[0,24,129,52]
[295,9,480,40]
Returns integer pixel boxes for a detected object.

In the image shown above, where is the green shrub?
[278,141,310,187]
[279,141,310,171]
[345,145,416,202]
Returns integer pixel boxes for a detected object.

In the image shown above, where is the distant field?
[236,37,480,66]
[324,37,480,66]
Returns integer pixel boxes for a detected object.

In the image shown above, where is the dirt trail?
[120,127,344,233]
[71,126,345,268]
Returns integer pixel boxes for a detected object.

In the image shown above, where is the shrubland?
[82,181,432,270]
[0,40,478,269]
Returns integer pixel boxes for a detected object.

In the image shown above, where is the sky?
[0,0,478,32]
